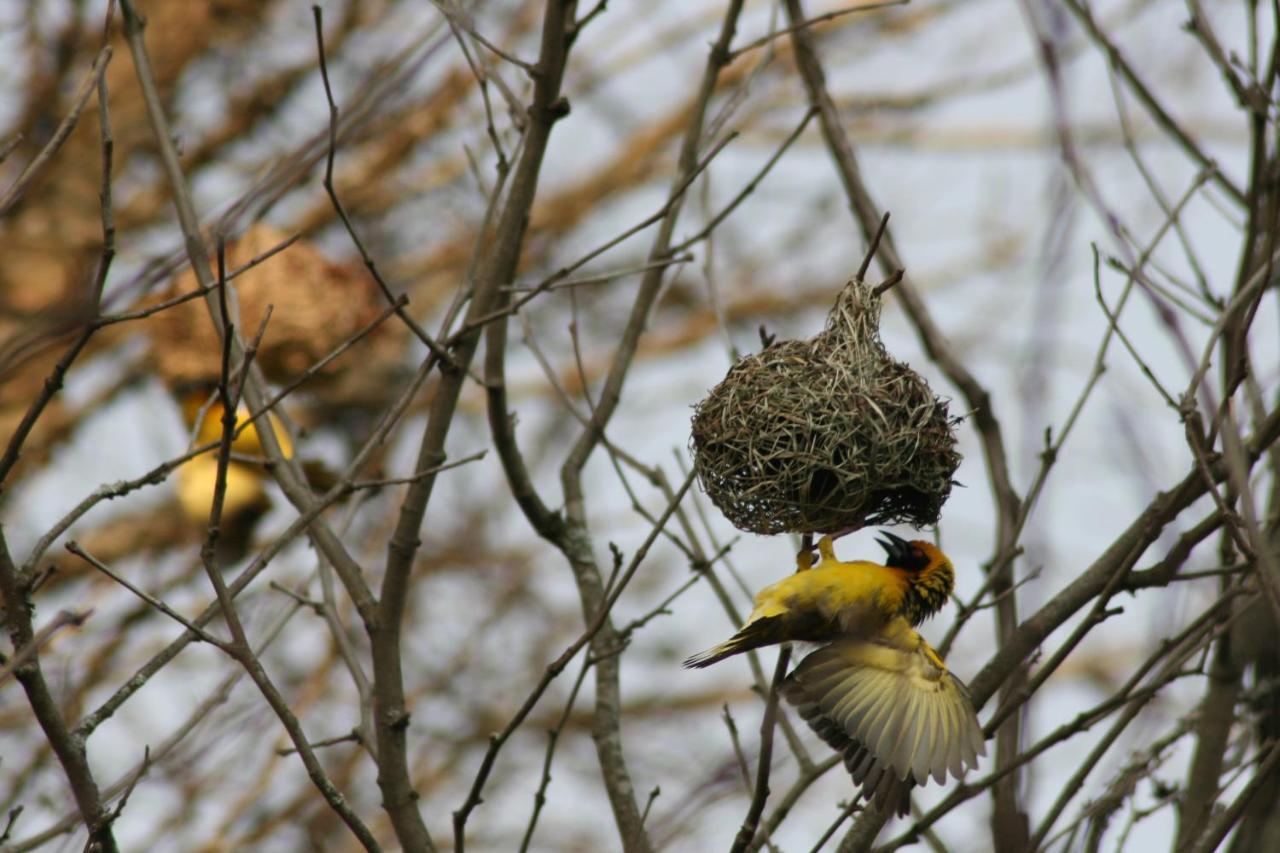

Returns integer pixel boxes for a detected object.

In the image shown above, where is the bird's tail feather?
[682,616,790,669]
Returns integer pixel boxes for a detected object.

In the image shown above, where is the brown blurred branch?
[0,47,112,217]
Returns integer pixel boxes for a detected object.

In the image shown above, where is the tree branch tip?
[856,211,893,281]
[872,268,905,297]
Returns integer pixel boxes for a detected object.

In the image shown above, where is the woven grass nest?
[690,276,960,536]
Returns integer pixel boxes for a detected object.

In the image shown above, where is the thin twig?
[313,6,461,371]
[0,609,92,686]
[728,0,908,61]
[67,542,225,647]
[730,646,792,853]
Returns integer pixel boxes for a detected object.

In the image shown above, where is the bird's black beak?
[876,531,911,565]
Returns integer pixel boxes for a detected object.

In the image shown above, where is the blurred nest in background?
[144,224,403,389]
[690,275,961,535]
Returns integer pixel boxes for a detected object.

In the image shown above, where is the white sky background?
[2,0,1276,850]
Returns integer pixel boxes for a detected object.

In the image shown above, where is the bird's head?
[876,532,938,572]
[876,532,955,624]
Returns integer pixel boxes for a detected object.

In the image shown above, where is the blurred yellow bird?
[685,533,984,814]
[175,390,292,526]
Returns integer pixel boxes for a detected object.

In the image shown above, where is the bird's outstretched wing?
[782,624,984,815]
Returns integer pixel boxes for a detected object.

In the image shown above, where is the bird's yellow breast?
[745,556,909,632]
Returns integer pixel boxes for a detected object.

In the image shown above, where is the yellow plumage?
[685,534,983,814]
[182,392,293,459]
[175,392,291,525]
[175,456,270,523]
[742,536,908,625]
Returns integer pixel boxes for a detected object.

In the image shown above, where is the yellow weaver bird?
[173,387,302,564]
[175,389,293,526]
[685,533,984,814]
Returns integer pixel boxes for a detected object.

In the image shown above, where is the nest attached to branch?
[690,277,960,536]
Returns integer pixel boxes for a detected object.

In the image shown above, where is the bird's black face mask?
[876,531,929,572]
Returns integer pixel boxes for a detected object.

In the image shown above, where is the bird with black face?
[684,532,984,815]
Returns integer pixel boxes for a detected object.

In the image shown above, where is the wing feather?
[934,695,952,784]
[941,682,965,779]
[912,690,936,784]
[954,673,986,768]
[891,687,921,781]
[783,630,985,813]
[859,676,903,771]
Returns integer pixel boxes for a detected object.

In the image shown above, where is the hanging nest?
[690,277,960,535]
